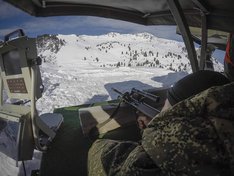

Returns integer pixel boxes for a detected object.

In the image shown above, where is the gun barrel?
[132,88,160,102]
[111,88,124,96]
[111,87,160,118]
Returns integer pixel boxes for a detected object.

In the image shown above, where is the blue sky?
[0,0,225,61]
[0,0,182,41]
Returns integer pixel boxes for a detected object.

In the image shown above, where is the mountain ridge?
[37,32,223,72]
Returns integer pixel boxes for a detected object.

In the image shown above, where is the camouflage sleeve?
[142,83,234,176]
[88,139,161,176]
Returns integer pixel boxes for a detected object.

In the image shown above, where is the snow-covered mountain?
[35,32,224,114]
[37,32,223,72]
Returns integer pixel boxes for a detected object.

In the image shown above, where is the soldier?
[138,70,230,129]
[224,34,234,81]
[88,70,234,176]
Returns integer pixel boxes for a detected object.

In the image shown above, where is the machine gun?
[112,88,161,118]
[87,88,161,136]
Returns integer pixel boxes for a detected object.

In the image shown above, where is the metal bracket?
[200,12,208,70]
[28,57,42,66]
[192,0,209,15]
[192,0,210,70]
[167,0,199,72]
[142,13,151,18]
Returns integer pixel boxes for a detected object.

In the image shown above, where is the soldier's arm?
[88,139,161,176]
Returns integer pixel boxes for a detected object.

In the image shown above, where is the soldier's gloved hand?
[136,112,152,129]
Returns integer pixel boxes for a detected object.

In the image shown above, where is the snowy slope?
[37,32,224,74]
[36,32,224,114]
[39,33,193,72]
[37,65,188,114]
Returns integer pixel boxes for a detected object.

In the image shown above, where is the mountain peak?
[106,32,120,37]
[134,32,154,39]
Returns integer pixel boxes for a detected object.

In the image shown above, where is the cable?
[22,161,27,176]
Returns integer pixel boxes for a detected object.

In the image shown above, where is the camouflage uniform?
[88,82,234,176]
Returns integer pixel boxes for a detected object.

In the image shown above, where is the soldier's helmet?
[167,70,230,106]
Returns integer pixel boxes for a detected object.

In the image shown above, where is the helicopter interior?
[1,0,234,176]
